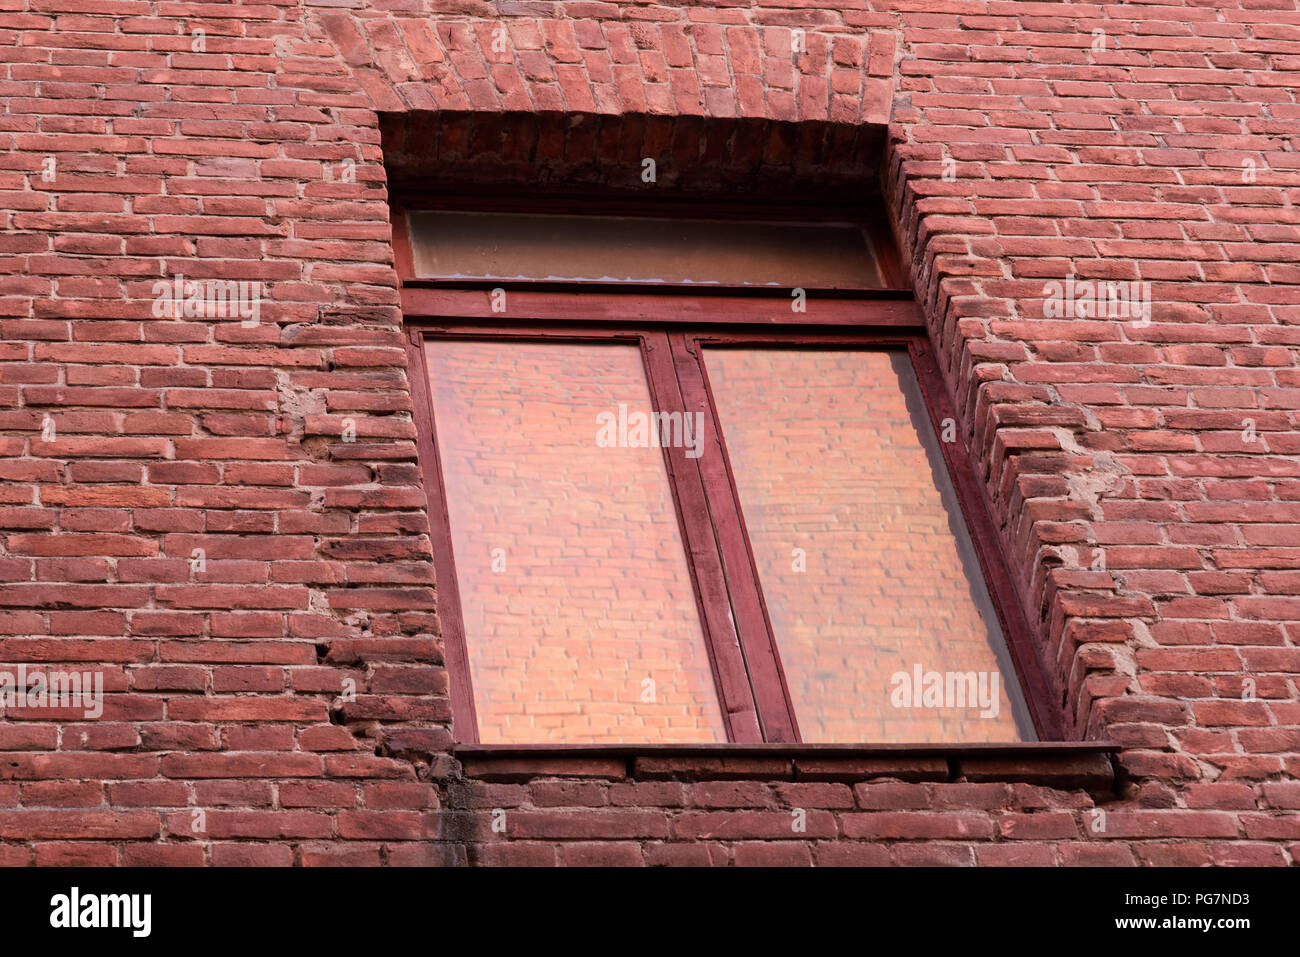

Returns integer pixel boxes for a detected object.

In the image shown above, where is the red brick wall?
[0,0,1296,865]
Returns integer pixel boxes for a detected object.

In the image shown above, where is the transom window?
[406,210,885,287]
[396,200,1049,745]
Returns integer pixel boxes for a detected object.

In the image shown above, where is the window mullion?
[641,331,764,743]
[665,333,800,743]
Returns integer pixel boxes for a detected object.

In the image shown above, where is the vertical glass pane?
[704,347,1033,743]
[426,339,726,743]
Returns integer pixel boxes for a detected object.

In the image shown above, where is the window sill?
[454,742,1118,793]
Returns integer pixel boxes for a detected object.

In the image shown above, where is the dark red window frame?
[394,201,1063,744]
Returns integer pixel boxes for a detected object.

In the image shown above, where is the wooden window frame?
[395,202,1063,744]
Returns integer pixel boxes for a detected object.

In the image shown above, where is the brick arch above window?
[312,10,899,125]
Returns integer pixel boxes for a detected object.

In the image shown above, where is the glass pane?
[425,339,726,743]
[703,347,1034,743]
[408,211,883,288]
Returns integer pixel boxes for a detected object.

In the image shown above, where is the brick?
[841,812,996,841]
[956,754,1115,792]
[732,842,812,866]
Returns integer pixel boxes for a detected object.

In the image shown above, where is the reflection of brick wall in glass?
[704,348,1032,744]
[425,340,726,744]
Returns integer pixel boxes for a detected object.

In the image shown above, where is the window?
[398,200,1051,745]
